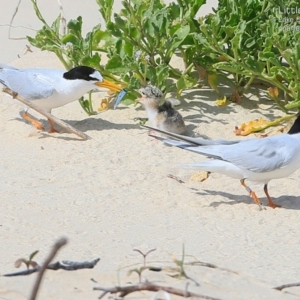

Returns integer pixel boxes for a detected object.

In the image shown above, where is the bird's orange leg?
[148,130,158,136]
[240,179,262,207]
[47,118,59,133]
[264,184,281,208]
[22,111,44,131]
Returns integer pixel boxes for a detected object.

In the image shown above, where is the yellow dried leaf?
[98,98,110,112]
[215,96,227,107]
[234,118,270,136]
[190,171,210,182]
[235,115,297,136]
[268,86,279,98]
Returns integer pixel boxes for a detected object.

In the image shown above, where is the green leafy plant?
[28,0,206,110]
[14,250,39,269]
[193,0,300,112]
[101,0,206,100]
[28,0,300,130]
[27,0,124,115]
[127,248,156,282]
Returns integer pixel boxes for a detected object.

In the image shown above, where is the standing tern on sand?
[0,64,122,132]
[142,116,300,208]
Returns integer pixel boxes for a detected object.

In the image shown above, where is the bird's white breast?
[0,68,95,112]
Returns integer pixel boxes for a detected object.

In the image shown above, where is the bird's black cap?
[63,66,99,81]
[288,115,300,134]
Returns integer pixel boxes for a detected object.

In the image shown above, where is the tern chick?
[137,85,186,135]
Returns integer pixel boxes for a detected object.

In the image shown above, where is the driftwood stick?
[3,268,38,276]
[2,88,91,140]
[29,237,68,300]
[47,258,100,270]
[274,282,300,291]
[2,258,100,277]
[167,174,185,183]
[186,261,239,274]
[94,283,223,300]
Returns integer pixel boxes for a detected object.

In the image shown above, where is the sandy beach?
[1,1,300,300]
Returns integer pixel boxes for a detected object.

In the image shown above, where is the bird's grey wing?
[142,125,239,146]
[0,69,55,100]
[173,135,296,173]
[0,63,18,70]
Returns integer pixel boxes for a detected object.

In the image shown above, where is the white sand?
[1,1,300,300]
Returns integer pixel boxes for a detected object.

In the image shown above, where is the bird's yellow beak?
[95,79,123,92]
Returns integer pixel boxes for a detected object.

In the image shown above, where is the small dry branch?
[29,237,68,300]
[3,258,100,277]
[3,268,37,276]
[48,258,100,270]
[133,248,156,267]
[2,88,91,140]
[274,282,300,291]
[94,282,223,300]
[187,261,239,274]
[167,174,185,183]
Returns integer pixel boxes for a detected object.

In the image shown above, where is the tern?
[137,85,186,134]
[0,64,122,132]
[142,115,300,208]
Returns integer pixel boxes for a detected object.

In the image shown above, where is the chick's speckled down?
[138,85,186,135]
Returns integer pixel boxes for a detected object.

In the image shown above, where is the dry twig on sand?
[3,237,100,300]
[2,88,91,140]
[274,282,300,291]
[94,282,223,300]
[186,261,239,274]
[167,174,185,183]
[29,237,67,300]
[133,248,156,267]
[3,258,100,277]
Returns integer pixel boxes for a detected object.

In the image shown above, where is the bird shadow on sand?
[13,116,139,141]
[190,188,300,210]
[191,188,255,207]
[65,117,138,132]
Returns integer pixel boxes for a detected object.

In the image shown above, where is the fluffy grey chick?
[137,85,186,134]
